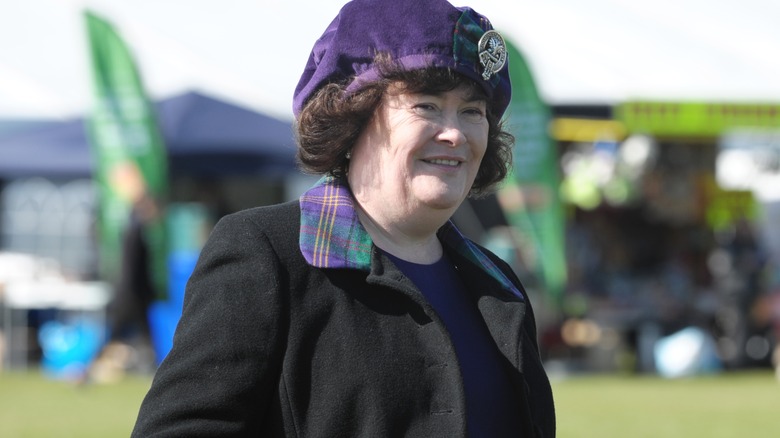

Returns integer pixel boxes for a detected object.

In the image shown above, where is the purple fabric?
[293,0,511,118]
[299,177,373,269]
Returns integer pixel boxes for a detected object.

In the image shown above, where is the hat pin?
[478,30,507,81]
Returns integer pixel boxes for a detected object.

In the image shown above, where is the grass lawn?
[0,370,152,438]
[0,369,778,437]
[553,371,780,437]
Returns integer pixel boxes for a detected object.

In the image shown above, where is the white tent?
[2,0,780,120]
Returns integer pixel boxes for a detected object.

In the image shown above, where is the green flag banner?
[84,11,168,296]
[498,39,567,303]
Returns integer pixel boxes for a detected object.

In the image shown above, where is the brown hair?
[295,55,514,197]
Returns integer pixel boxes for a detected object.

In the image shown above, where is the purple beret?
[293,0,511,118]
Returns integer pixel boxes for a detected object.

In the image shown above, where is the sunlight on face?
[348,83,489,231]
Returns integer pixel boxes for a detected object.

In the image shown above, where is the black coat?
[132,200,555,437]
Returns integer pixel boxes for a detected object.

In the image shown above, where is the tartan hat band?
[292,0,511,118]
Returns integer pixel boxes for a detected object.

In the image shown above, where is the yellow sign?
[617,102,780,137]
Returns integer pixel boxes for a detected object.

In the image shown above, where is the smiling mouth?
[424,158,461,167]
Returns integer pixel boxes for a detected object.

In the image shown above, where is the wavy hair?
[295,54,514,197]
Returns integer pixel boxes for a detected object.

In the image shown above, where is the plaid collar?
[299,176,523,300]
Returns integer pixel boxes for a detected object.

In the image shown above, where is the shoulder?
[217,200,300,232]
[211,200,299,244]
[204,200,304,267]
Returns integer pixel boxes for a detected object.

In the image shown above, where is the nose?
[434,115,467,147]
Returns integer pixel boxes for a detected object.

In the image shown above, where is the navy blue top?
[385,251,523,437]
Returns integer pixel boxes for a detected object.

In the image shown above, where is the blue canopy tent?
[0,120,93,178]
[0,90,298,178]
[156,91,297,178]
[0,91,300,368]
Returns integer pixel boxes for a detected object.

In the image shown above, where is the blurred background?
[2,0,780,435]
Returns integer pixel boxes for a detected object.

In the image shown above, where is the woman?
[132,0,555,436]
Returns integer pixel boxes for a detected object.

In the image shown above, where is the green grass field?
[1,370,778,437]
[0,371,152,438]
[554,371,780,437]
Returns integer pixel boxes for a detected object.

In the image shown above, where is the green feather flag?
[498,38,567,304]
[84,11,168,297]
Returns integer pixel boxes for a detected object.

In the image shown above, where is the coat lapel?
[449,250,527,372]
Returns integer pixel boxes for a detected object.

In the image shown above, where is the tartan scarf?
[299,176,523,300]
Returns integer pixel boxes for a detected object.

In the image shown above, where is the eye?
[461,106,486,122]
[413,103,438,112]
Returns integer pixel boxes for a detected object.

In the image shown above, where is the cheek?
[475,140,488,160]
[471,129,489,160]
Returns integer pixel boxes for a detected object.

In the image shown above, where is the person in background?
[132,0,555,436]
[84,162,159,382]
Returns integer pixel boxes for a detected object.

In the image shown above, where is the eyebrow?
[464,94,488,103]
[454,85,488,103]
[415,89,487,103]
[458,93,488,105]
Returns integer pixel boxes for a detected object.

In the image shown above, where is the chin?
[418,191,468,211]
[412,178,472,210]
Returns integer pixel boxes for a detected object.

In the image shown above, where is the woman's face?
[348,83,489,228]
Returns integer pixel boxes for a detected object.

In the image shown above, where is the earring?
[345,151,352,160]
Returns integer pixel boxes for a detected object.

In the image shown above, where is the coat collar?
[299,176,523,301]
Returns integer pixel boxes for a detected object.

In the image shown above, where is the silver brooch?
[478,30,507,81]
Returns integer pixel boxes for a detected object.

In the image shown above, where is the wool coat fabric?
[132,183,555,437]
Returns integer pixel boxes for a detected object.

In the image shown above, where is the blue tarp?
[0,90,297,178]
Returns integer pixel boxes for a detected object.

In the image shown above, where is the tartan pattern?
[298,177,523,300]
[299,176,372,269]
[452,9,501,90]
[438,223,524,300]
